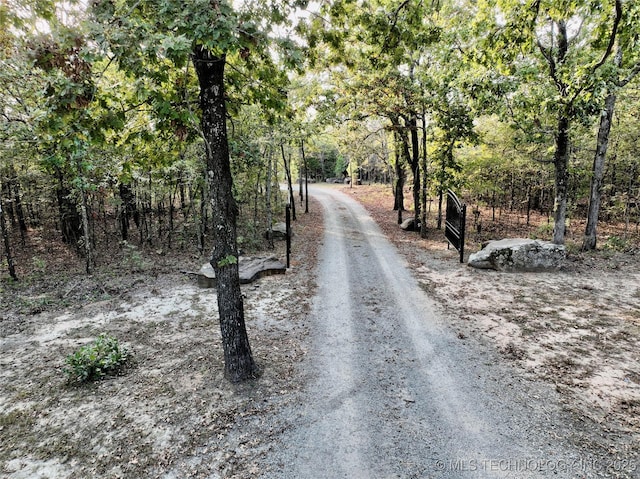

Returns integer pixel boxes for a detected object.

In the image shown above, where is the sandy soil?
[1,184,639,478]
[0,203,322,479]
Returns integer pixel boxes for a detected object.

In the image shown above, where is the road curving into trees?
[260,185,588,478]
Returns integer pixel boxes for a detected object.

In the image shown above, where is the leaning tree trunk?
[552,113,570,245]
[583,44,630,250]
[193,46,257,382]
[583,92,616,250]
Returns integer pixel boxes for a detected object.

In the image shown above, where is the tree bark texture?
[79,188,93,274]
[583,92,617,250]
[55,170,81,246]
[8,164,27,235]
[0,186,18,281]
[302,140,309,213]
[420,111,428,238]
[552,112,570,245]
[192,46,257,382]
[408,114,421,225]
[266,146,274,248]
[281,142,296,221]
[393,128,406,221]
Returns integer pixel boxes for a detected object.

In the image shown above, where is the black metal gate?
[445,189,466,263]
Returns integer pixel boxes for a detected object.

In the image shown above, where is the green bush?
[603,235,629,252]
[64,334,130,383]
[530,222,553,240]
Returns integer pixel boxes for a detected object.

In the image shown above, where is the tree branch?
[618,62,640,88]
[381,0,412,53]
[590,0,622,74]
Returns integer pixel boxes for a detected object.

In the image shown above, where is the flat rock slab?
[468,238,566,272]
[198,256,286,288]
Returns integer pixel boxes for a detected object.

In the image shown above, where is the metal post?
[285,203,291,268]
[460,203,467,263]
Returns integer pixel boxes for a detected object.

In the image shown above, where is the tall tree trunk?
[0,184,18,281]
[8,164,27,241]
[583,92,616,250]
[301,140,309,213]
[168,181,178,250]
[197,181,206,254]
[582,43,631,250]
[436,146,449,230]
[55,169,81,247]
[79,188,93,274]
[193,46,257,382]
[437,189,444,230]
[281,142,296,221]
[253,164,263,232]
[552,113,570,245]
[409,114,421,225]
[73,155,93,274]
[1,180,15,225]
[392,128,406,223]
[119,182,138,241]
[420,110,428,238]
[266,146,274,248]
[298,156,304,205]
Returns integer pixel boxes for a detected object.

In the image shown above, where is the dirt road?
[260,186,591,478]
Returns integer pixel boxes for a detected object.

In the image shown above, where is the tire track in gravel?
[260,185,586,478]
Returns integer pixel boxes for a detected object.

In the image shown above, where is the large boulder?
[198,256,286,288]
[400,217,421,231]
[265,222,292,241]
[468,238,566,272]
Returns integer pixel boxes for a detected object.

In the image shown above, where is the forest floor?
[0,183,639,478]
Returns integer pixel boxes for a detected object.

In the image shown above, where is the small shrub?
[564,241,581,255]
[603,235,629,252]
[120,241,146,270]
[32,257,47,273]
[64,334,130,383]
[530,222,553,240]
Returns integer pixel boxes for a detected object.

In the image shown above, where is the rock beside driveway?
[468,238,566,272]
[198,256,286,288]
[399,217,421,231]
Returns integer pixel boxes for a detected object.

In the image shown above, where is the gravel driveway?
[260,185,593,478]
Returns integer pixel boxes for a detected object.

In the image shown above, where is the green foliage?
[64,334,130,384]
[603,235,631,252]
[530,223,554,241]
[120,241,146,271]
[217,254,238,268]
[31,257,47,273]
